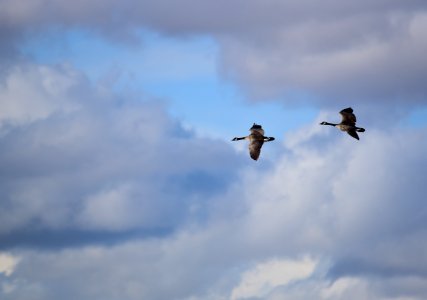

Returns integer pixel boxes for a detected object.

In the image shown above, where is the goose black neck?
[322,122,337,126]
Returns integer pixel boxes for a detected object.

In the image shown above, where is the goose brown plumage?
[320,107,366,140]
[232,123,275,160]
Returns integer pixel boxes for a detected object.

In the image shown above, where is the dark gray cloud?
[1,1,426,107]
[1,1,426,108]
[0,228,170,250]
[219,6,427,106]
[0,0,424,34]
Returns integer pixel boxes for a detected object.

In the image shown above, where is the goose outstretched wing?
[339,107,357,126]
[347,129,360,140]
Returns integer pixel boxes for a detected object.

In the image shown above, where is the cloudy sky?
[1,1,427,299]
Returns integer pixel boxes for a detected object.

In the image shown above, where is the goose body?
[320,107,365,140]
[232,123,275,160]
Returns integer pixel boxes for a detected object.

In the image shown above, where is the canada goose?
[320,107,366,140]
[232,123,275,160]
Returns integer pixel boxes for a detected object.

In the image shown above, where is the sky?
[0,1,427,299]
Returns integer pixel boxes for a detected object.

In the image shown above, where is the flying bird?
[232,123,275,160]
[320,107,366,140]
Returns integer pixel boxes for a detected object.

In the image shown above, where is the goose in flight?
[320,107,366,140]
[232,123,275,160]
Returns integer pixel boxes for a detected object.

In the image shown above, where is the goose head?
[250,123,262,130]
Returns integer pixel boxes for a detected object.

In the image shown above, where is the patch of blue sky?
[20,29,317,139]
[403,106,427,128]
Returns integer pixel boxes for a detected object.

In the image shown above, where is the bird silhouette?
[320,107,366,140]
[232,123,275,160]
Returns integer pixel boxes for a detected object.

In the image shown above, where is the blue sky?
[22,29,318,140]
[1,1,427,299]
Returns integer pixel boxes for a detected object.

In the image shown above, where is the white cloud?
[78,184,139,231]
[0,63,83,128]
[0,1,427,299]
[0,253,19,277]
[320,277,372,299]
[0,61,243,236]
[230,256,316,299]
[265,275,427,300]
[2,120,426,300]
